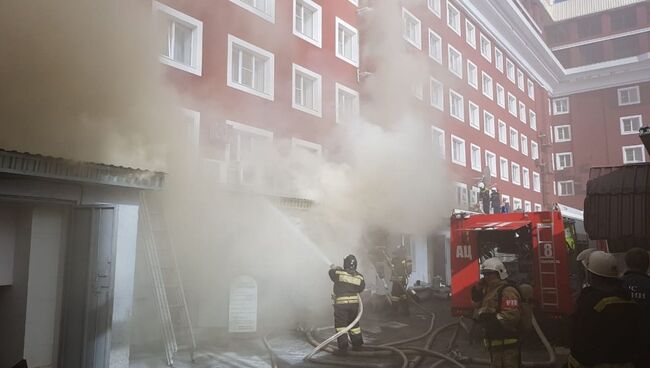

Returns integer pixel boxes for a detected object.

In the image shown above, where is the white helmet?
[481,257,508,280]
[586,251,619,278]
[576,248,597,269]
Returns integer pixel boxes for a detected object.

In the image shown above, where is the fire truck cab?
[450,209,584,321]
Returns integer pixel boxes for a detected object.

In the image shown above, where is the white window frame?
[432,126,446,158]
[513,198,522,210]
[479,33,491,62]
[618,86,640,106]
[553,97,570,115]
[291,137,322,157]
[502,194,511,208]
[292,63,323,117]
[428,29,442,63]
[293,0,322,48]
[495,48,504,72]
[527,79,535,100]
[500,157,509,181]
[506,59,515,82]
[454,182,469,209]
[529,110,537,131]
[154,1,204,76]
[227,34,275,100]
[469,101,480,130]
[182,108,201,148]
[430,78,444,111]
[485,150,497,178]
[521,134,528,156]
[428,0,441,17]
[229,0,275,23]
[519,101,527,123]
[348,0,359,5]
[483,111,495,138]
[517,69,525,91]
[556,152,573,170]
[446,1,461,36]
[509,127,519,151]
[620,115,643,135]
[451,135,466,166]
[508,93,517,116]
[558,180,575,196]
[496,83,505,108]
[554,125,572,142]
[471,144,482,172]
[335,17,359,67]
[533,172,541,192]
[465,20,476,48]
[448,45,463,79]
[531,141,539,160]
[534,203,542,212]
[511,162,521,185]
[467,60,478,89]
[412,82,424,100]
[225,120,273,186]
[524,201,532,212]
[622,145,646,164]
[335,82,360,124]
[402,7,422,50]
[449,89,465,122]
[498,120,507,144]
[522,167,530,189]
[482,72,493,100]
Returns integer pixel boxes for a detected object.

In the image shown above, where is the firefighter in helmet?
[329,255,365,351]
[471,257,522,368]
[390,244,413,316]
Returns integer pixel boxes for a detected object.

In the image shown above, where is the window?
[502,195,511,208]
[430,78,444,110]
[521,135,528,156]
[508,93,517,116]
[506,59,515,82]
[448,45,463,78]
[496,84,505,108]
[482,72,493,100]
[534,203,542,212]
[623,145,646,164]
[558,181,575,196]
[467,60,478,88]
[533,172,541,192]
[465,20,476,48]
[531,141,539,160]
[451,135,466,166]
[227,34,275,100]
[182,108,200,148]
[494,48,504,72]
[618,86,640,106]
[469,101,480,130]
[500,157,509,181]
[402,8,422,49]
[292,63,322,117]
[428,0,441,17]
[230,0,275,23]
[484,111,495,138]
[517,69,525,91]
[428,29,442,63]
[470,186,480,208]
[620,115,643,135]
[454,182,469,209]
[447,1,461,35]
[225,120,273,185]
[348,0,358,5]
[449,90,464,121]
[529,110,537,131]
[485,151,497,177]
[335,83,359,124]
[498,120,507,144]
[293,0,322,47]
[292,138,322,157]
[554,125,571,142]
[519,102,527,123]
[155,2,204,76]
[524,201,532,212]
[527,79,535,100]
[335,17,359,66]
[412,82,424,100]
[556,152,573,170]
[513,198,522,210]
[522,167,530,189]
[432,126,445,157]
[479,33,491,61]
[509,127,519,151]
[553,97,569,115]
[512,162,521,185]
[471,144,481,171]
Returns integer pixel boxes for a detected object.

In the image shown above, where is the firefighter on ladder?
[329,255,365,352]
[390,244,412,316]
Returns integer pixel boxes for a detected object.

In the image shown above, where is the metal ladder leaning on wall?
[140,191,197,366]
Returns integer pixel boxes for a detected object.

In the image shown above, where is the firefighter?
[471,257,521,368]
[390,244,412,316]
[329,255,365,352]
[622,248,650,367]
[567,251,642,368]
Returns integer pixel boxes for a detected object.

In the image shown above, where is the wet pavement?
[130,298,567,368]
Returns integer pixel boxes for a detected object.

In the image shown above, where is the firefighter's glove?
[470,285,484,303]
[478,313,501,332]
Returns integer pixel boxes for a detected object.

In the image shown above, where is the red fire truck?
[449,208,587,324]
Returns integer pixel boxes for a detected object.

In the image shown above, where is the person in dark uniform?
[390,245,412,316]
[329,255,365,351]
[622,248,650,367]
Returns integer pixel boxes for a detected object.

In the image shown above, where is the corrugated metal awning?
[458,220,531,232]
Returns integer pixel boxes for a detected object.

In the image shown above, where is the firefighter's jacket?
[568,285,642,366]
[471,279,521,341]
[622,271,650,307]
[390,256,412,282]
[329,268,365,303]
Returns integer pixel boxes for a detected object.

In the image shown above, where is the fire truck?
[449,207,589,329]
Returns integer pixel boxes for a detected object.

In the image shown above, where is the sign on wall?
[228,275,258,333]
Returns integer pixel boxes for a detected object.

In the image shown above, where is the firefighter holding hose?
[329,255,365,352]
[471,257,522,368]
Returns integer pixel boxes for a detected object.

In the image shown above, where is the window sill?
[160,56,202,76]
[227,80,274,101]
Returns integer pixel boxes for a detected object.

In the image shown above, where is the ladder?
[536,222,559,309]
[140,191,196,366]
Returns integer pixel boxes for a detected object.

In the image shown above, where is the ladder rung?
[541,287,557,291]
